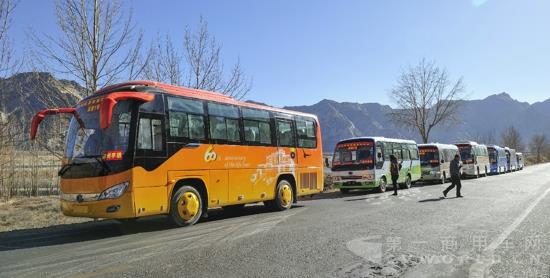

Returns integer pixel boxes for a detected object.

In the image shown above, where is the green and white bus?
[331,137,421,193]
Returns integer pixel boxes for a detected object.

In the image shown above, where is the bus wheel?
[401,175,412,189]
[169,186,202,227]
[475,168,480,179]
[379,177,387,193]
[484,167,488,177]
[340,188,350,194]
[267,180,294,211]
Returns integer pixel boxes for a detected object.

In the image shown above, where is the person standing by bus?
[390,155,401,196]
[443,154,463,198]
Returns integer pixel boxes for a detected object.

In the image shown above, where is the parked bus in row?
[516,152,525,170]
[331,137,421,193]
[504,147,518,172]
[30,81,324,227]
[455,141,490,178]
[418,143,459,184]
[487,145,508,175]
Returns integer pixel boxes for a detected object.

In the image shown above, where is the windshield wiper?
[58,162,85,176]
[79,155,112,175]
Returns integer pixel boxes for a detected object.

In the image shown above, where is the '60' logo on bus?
[204,145,218,162]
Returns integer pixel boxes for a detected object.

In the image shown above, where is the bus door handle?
[183,143,200,149]
[302,149,311,158]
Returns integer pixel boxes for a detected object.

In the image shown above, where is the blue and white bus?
[504,147,518,172]
[487,145,507,174]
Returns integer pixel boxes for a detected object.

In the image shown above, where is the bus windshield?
[419,147,439,166]
[332,141,374,170]
[63,100,133,178]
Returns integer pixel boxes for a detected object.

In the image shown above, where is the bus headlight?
[362,174,374,180]
[98,182,129,200]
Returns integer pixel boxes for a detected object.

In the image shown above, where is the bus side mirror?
[30,108,77,140]
[99,92,155,129]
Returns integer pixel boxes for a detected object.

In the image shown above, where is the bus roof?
[487,145,505,150]
[454,141,482,146]
[418,143,458,150]
[337,137,417,145]
[87,80,318,120]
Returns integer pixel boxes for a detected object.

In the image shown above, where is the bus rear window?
[458,145,473,162]
[419,147,439,166]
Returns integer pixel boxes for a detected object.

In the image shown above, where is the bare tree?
[31,0,147,97]
[500,126,523,151]
[389,59,465,143]
[143,17,252,99]
[0,0,17,77]
[473,129,497,146]
[529,134,548,164]
[142,34,182,85]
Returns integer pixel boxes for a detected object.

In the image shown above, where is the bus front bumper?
[334,180,378,189]
[60,192,135,219]
[420,171,442,181]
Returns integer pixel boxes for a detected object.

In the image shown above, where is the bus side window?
[383,142,391,160]
[137,117,163,151]
[394,144,402,160]
[242,107,272,145]
[376,142,384,169]
[167,96,205,141]
[409,144,419,160]
[402,145,410,160]
[207,102,240,143]
[276,119,296,147]
[295,116,317,148]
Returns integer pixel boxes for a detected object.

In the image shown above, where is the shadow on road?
[418,196,461,202]
[0,204,299,252]
[303,189,378,201]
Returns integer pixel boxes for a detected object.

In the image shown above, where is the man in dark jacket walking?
[390,155,401,196]
[443,154,463,198]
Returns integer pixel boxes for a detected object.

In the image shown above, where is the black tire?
[475,167,480,179]
[401,175,412,189]
[266,180,294,211]
[340,188,350,194]
[484,166,488,177]
[379,177,387,193]
[169,186,203,227]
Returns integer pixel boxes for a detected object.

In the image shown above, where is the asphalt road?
[2,164,550,278]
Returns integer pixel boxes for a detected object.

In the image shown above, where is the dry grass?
[0,196,89,232]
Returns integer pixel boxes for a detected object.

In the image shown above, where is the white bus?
[331,137,421,193]
[516,152,525,170]
[455,141,490,178]
[418,143,459,184]
[505,147,518,172]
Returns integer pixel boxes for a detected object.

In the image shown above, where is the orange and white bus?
[30,81,323,226]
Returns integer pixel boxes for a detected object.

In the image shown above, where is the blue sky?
[10,0,550,107]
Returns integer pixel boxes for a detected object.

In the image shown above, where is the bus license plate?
[73,205,88,213]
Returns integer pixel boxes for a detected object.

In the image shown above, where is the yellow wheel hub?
[280,184,292,207]
[177,192,200,221]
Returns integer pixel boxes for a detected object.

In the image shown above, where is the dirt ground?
[0,196,89,232]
